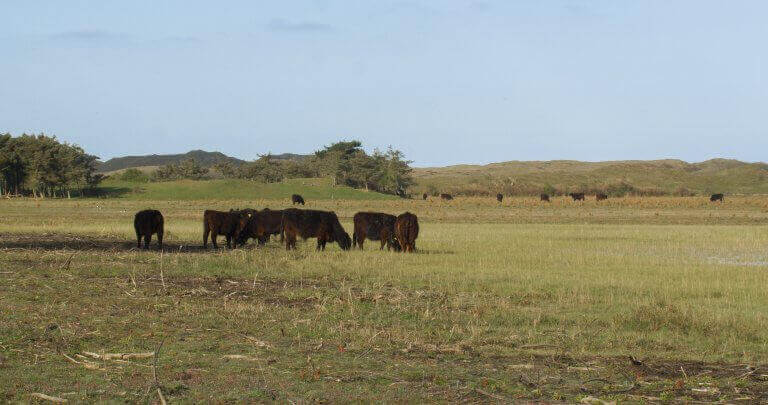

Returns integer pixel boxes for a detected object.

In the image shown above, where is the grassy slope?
[99,177,398,201]
[414,158,768,195]
[1,199,767,402]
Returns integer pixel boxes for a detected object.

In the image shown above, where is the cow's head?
[234,210,255,242]
[337,231,351,250]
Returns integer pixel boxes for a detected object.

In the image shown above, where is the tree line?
[120,141,415,196]
[0,133,101,198]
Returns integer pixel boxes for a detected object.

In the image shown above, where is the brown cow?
[394,212,419,253]
[596,193,608,201]
[422,193,428,200]
[440,193,453,201]
[235,208,284,246]
[540,193,550,202]
[352,212,400,251]
[203,209,252,249]
[281,208,351,251]
[569,192,585,201]
[292,194,305,205]
[496,193,503,203]
[134,210,164,250]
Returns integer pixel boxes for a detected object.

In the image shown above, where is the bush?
[117,168,149,182]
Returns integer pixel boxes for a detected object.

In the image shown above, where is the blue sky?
[1,1,765,166]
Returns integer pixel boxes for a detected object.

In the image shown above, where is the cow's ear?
[248,213,252,218]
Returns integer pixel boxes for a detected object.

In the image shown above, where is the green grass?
[1,197,768,402]
[99,177,399,201]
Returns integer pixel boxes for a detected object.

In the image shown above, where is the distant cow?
[540,193,550,202]
[235,208,284,246]
[203,209,251,249]
[569,193,585,201]
[134,210,164,250]
[596,193,608,201]
[352,212,400,251]
[710,193,724,202]
[422,193,428,200]
[281,208,351,251]
[394,212,419,253]
[440,193,453,201]
[292,194,305,205]
[496,193,503,203]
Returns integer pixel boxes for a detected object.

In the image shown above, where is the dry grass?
[1,197,768,402]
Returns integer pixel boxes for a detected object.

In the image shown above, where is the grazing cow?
[569,192,585,201]
[352,212,400,251]
[281,208,351,251]
[540,193,550,202]
[422,193,428,200]
[394,212,419,253]
[292,194,305,205]
[235,208,284,246]
[203,209,252,249]
[440,193,453,201]
[596,193,608,201]
[134,210,164,250]
[396,189,408,198]
[496,193,503,203]
[710,193,724,202]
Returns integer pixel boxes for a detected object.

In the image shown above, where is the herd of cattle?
[133,194,419,252]
[427,192,725,203]
[133,191,726,251]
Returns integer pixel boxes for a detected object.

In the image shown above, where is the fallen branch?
[474,388,510,402]
[30,393,68,403]
[82,351,154,360]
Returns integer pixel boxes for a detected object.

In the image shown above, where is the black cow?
[235,208,284,246]
[134,210,164,250]
[292,194,305,205]
[440,193,453,201]
[569,193,585,201]
[540,193,550,202]
[203,210,251,249]
[422,193,428,200]
[352,212,399,250]
[596,193,608,201]
[281,208,351,251]
[710,193,724,202]
[394,212,419,253]
[496,193,503,203]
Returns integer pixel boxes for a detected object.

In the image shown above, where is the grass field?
[2,194,768,402]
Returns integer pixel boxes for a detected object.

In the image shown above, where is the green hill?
[99,177,398,201]
[413,158,768,196]
[97,150,246,173]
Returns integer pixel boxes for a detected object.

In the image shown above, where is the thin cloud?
[51,30,129,42]
[267,18,333,33]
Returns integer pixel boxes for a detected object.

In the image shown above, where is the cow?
[496,193,503,203]
[352,212,400,251]
[569,192,585,201]
[710,193,724,202]
[540,193,550,202]
[134,210,164,250]
[422,193,428,200]
[281,208,351,251]
[440,193,453,201]
[203,209,252,249]
[394,212,419,253]
[235,208,284,246]
[596,193,608,201]
[292,194,305,205]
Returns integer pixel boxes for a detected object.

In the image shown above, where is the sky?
[0,1,766,167]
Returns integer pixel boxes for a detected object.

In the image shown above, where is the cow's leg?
[211,232,218,249]
[144,234,151,250]
[226,235,232,249]
[287,233,297,250]
[136,231,142,249]
[203,226,210,249]
[157,231,163,250]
